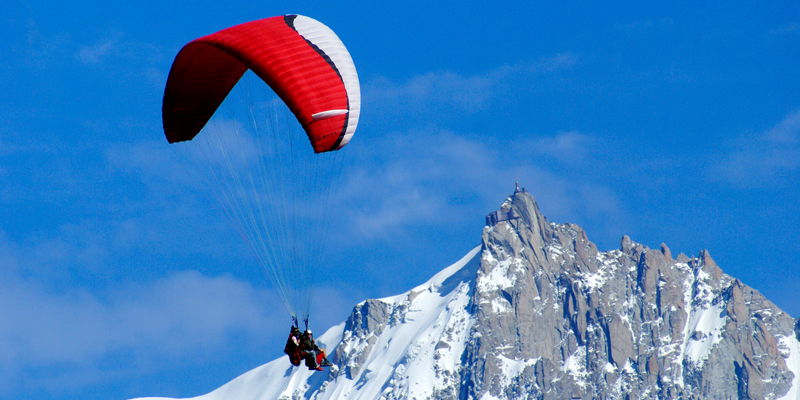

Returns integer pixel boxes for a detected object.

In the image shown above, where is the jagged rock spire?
[462,190,798,399]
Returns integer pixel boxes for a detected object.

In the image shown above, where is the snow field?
[684,301,727,364]
[777,335,800,400]
[130,246,482,400]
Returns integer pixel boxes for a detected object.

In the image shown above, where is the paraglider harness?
[283,316,305,366]
[283,327,303,366]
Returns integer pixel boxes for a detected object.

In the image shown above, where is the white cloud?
[76,32,123,65]
[0,233,280,393]
[8,17,165,91]
[334,130,497,240]
[0,224,364,395]
[769,23,799,35]
[105,139,203,190]
[527,130,594,163]
[74,30,167,90]
[714,109,800,187]
[367,70,494,112]
[333,127,622,243]
[12,19,72,69]
[75,30,164,68]
[333,56,598,243]
[363,53,577,123]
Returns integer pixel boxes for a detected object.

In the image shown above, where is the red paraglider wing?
[162,15,360,153]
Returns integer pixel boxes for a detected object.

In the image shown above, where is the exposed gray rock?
[331,299,392,379]
[458,190,798,399]
[796,318,800,342]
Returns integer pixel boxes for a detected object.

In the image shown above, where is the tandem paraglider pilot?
[284,326,332,371]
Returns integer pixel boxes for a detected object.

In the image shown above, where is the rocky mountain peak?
[137,190,800,400]
[464,191,798,399]
[324,189,800,399]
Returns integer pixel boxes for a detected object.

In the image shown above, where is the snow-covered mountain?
[134,189,800,400]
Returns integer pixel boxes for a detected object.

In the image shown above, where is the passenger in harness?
[299,329,333,371]
[283,326,302,366]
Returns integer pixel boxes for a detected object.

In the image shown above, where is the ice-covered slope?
[133,189,800,400]
[133,323,346,400]
[133,246,482,400]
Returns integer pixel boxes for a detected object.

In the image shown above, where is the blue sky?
[2,1,799,398]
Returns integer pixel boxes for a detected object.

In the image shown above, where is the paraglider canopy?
[161,14,359,322]
[162,14,360,153]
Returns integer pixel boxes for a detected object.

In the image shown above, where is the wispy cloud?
[74,30,166,87]
[526,130,595,163]
[333,127,622,244]
[769,23,799,35]
[327,55,614,243]
[713,109,800,187]
[10,19,165,86]
[76,31,124,66]
[0,218,365,395]
[75,30,163,67]
[614,17,674,33]
[0,233,280,394]
[11,19,72,69]
[363,53,577,128]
